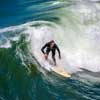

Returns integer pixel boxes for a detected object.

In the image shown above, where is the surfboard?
[35,53,71,78]
[51,66,71,78]
[46,59,71,78]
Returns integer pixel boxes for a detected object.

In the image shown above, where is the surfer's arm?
[56,45,61,59]
[41,43,47,54]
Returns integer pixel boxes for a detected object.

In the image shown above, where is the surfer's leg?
[52,50,56,65]
[45,48,50,60]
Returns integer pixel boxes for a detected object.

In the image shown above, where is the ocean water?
[0,0,100,100]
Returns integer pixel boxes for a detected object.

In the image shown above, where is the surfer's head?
[50,40,55,48]
[50,40,54,43]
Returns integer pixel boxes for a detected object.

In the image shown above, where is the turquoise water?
[0,0,100,100]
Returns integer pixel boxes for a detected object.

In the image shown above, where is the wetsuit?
[41,42,61,65]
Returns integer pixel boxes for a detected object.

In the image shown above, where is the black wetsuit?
[41,42,61,64]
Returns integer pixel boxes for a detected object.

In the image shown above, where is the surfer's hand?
[44,54,48,60]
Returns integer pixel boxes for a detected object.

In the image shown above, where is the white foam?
[0,41,11,48]
[24,19,100,73]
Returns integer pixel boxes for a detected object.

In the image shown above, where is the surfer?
[41,40,61,66]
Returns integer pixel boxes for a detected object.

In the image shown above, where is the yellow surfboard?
[51,66,71,78]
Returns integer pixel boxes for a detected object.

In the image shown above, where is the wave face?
[0,0,100,100]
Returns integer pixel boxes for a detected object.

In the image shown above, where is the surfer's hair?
[50,40,55,43]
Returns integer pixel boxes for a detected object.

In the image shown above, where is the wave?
[0,0,100,79]
[1,1,100,100]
